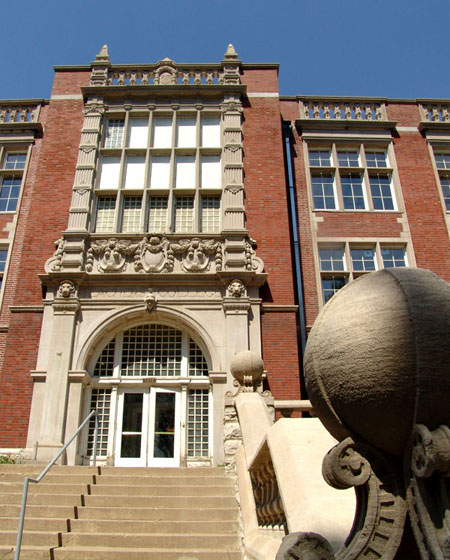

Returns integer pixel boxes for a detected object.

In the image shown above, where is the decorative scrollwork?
[170,238,221,273]
[86,238,137,273]
[322,439,371,490]
[245,239,264,273]
[46,237,65,272]
[134,236,171,273]
[250,458,286,530]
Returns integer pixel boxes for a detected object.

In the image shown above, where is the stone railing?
[299,99,387,122]
[106,66,225,87]
[0,103,40,124]
[88,44,241,88]
[227,351,354,560]
[419,102,450,123]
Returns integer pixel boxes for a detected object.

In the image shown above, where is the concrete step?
[0,483,87,495]
[76,505,238,521]
[93,474,233,486]
[0,545,50,559]
[82,494,237,508]
[0,465,97,475]
[0,530,58,547]
[0,473,95,484]
[0,504,75,518]
[0,518,67,532]
[0,493,81,506]
[89,484,234,497]
[68,518,239,534]
[52,547,242,560]
[60,532,240,549]
[98,466,226,476]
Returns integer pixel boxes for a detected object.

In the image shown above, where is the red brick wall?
[0,70,88,446]
[241,69,301,399]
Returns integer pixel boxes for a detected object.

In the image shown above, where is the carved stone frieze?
[170,238,222,273]
[153,58,178,85]
[134,236,172,273]
[86,238,138,273]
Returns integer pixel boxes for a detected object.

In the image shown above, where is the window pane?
[0,177,21,212]
[129,118,148,148]
[105,120,124,149]
[150,157,170,189]
[0,250,8,272]
[201,196,220,232]
[309,150,331,166]
[365,151,387,168]
[322,276,347,304]
[187,389,209,457]
[153,118,173,148]
[435,153,450,170]
[4,153,26,170]
[121,197,142,232]
[148,196,168,232]
[95,197,116,232]
[177,117,196,147]
[175,156,195,189]
[440,177,450,211]
[201,156,221,189]
[124,157,146,189]
[99,157,121,189]
[319,248,345,271]
[337,151,359,167]
[351,248,376,271]
[201,118,221,147]
[311,173,335,210]
[174,197,194,232]
[381,248,406,268]
[369,174,394,210]
[341,174,365,210]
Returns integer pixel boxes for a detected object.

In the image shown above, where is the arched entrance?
[83,323,212,467]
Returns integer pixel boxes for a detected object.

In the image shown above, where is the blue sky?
[2,0,449,100]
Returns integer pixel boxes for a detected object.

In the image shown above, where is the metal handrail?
[14,409,98,560]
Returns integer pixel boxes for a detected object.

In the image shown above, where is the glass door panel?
[149,388,180,467]
[115,390,148,466]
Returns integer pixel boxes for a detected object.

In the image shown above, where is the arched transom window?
[93,324,209,378]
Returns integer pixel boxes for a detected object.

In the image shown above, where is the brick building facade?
[0,45,448,466]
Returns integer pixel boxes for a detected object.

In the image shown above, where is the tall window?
[0,249,8,290]
[318,242,407,304]
[94,111,222,233]
[308,144,397,211]
[0,151,27,213]
[433,151,450,212]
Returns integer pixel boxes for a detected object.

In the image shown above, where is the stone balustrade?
[0,104,40,124]
[299,99,386,121]
[420,102,450,122]
[106,66,225,87]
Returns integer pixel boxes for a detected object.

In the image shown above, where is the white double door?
[115,387,181,467]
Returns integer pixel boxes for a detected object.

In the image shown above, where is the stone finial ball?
[304,268,450,456]
[230,350,264,385]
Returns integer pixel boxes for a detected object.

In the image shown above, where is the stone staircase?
[0,464,242,559]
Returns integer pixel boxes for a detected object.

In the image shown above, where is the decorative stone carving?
[276,533,334,560]
[170,238,222,273]
[224,184,243,194]
[83,101,105,116]
[229,350,264,394]
[144,289,158,313]
[57,280,76,299]
[245,240,264,273]
[153,58,178,85]
[298,268,450,560]
[227,279,246,298]
[45,237,65,272]
[134,236,172,273]
[223,402,242,474]
[86,238,138,273]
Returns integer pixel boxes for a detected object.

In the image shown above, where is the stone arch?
[75,304,221,376]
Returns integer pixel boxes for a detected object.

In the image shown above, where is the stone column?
[64,370,89,465]
[36,281,80,462]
